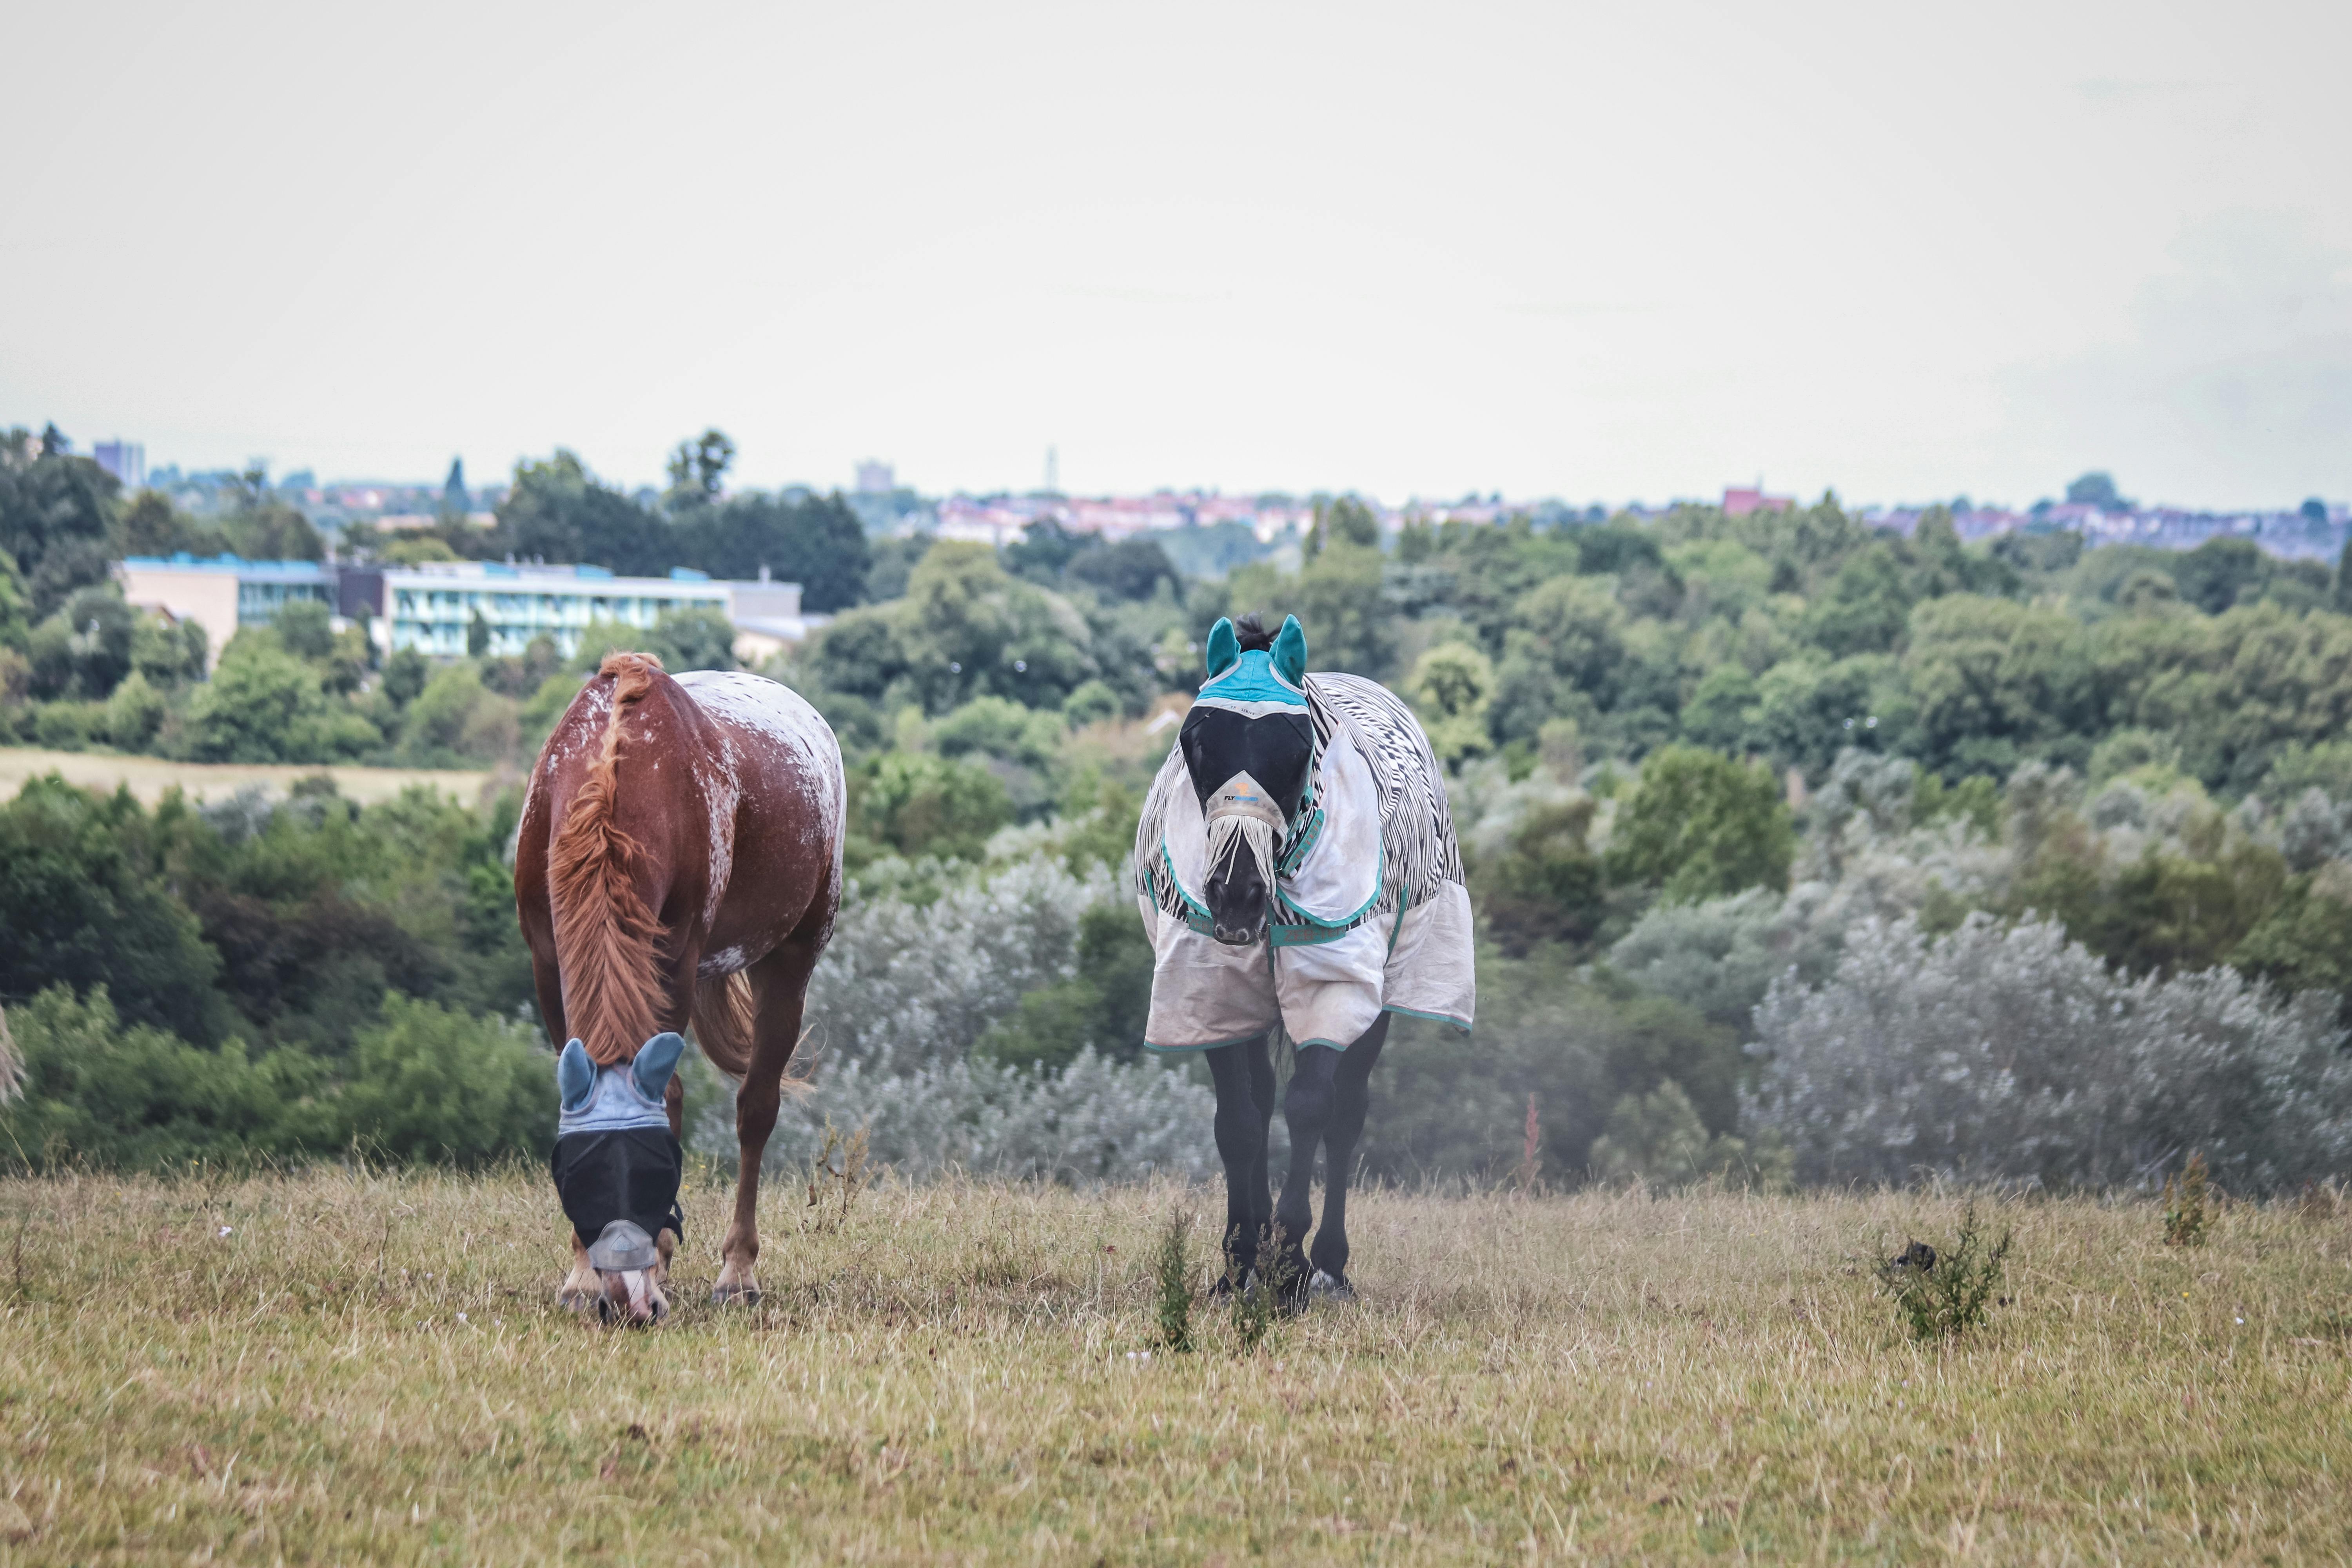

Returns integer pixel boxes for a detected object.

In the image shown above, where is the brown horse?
[515,651,843,1317]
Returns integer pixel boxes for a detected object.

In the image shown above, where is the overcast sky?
[5,0,2347,510]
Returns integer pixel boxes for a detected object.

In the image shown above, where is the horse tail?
[548,652,667,1066]
[688,972,756,1077]
[690,973,818,1099]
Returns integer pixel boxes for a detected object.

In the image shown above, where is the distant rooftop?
[122,553,330,580]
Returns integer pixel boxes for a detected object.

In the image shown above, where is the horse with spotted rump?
[515,652,845,1323]
[1135,613,1475,1303]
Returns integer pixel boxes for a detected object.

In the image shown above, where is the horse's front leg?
[713,938,820,1305]
[1309,1013,1387,1299]
[1203,1036,1272,1289]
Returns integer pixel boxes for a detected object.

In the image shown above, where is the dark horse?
[1137,613,1475,1305]
[515,652,844,1321]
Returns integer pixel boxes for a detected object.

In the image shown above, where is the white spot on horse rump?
[673,670,845,848]
[698,946,749,977]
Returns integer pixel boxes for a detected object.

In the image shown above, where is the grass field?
[0,746,493,807]
[3,1169,2350,1564]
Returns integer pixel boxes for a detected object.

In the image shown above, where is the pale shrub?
[690,853,1216,1183]
[1746,914,2352,1192]
[802,855,1115,1074]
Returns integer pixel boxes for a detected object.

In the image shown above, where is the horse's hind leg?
[1308,1013,1388,1298]
[712,938,820,1305]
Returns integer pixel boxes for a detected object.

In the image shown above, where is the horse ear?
[1204,617,1239,678]
[1273,615,1308,685]
[633,1031,686,1103]
[557,1039,595,1112]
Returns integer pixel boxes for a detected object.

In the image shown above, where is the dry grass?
[3,1168,2350,1564]
[0,746,491,807]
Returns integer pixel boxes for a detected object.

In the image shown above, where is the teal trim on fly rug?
[1381,1004,1473,1033]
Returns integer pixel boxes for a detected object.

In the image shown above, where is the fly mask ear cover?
[550,1033,686,1252]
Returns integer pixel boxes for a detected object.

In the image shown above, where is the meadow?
[4,1169,2350,1564]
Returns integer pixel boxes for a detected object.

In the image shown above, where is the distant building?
[91,440,145,489]
[727,568,825,665]
[856,460,896,495]
[338,560,822,662]
[1722,486,1792,517]
[116,554,335,669]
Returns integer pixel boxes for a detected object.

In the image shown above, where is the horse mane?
[549,651,668,1066]
[1231,612,1275,652]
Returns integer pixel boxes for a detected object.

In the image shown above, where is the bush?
[1608,745,1794,903]
[1366,965,1740,1185]
[187,635,380,763]
[31,700,101,751]
[397,662,520,764]
[975,903,1153,1071]
[1748,914,2352,1191]
[0,987,311,1171]
[702,1048,1217,1186]
[0,776,230,1044]
[103,670,167,749]
[849,751,1014,864]
[1475,796,1605,954]
[804,856,1118,1072]
[319,996,554,1165]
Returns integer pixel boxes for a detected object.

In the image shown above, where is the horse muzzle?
[587,1219,670,1326]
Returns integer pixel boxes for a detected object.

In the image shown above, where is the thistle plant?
[1153,1207,1195,1352]
[1230,1223,1298,1353]
[1882,1203,2013,1342]
[2163,1152,2210,1247]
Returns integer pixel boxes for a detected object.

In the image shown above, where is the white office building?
[342,561,821,660]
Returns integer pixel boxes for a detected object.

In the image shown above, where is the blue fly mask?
[550,1031,685,1319]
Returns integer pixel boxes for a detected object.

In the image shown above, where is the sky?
[4,0,2347,511]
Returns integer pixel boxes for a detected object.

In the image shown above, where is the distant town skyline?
[6,0,2347,512]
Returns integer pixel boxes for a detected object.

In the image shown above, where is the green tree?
[1679,663,1762,752]
[2170,537,2269,615]
[0,986,308,1170]
[1475,797,1605,954]
[317,996,554,1164]
[2233,872,2352,1025]
[1607,745,1794,904]
[644,605,738,673]
[492,450,664,575]
[1406,641,1494,764]
[1066,538,1179,602]
[670,490,872,611]
[276,599,336,661]
[25,585,138,699]
[0,777,229,1043]
[848,751,1014,863]
[396,662,520,763]
[664,428,736,510]
[1305,495,1381,559]
[0,426,119,615]
[187,634,381,763]
[2066,471,2125,509]
[975,904,1154,1071]
[1283,543,1396,678]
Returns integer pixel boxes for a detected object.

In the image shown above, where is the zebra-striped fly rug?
[1133,672,1476,1051]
